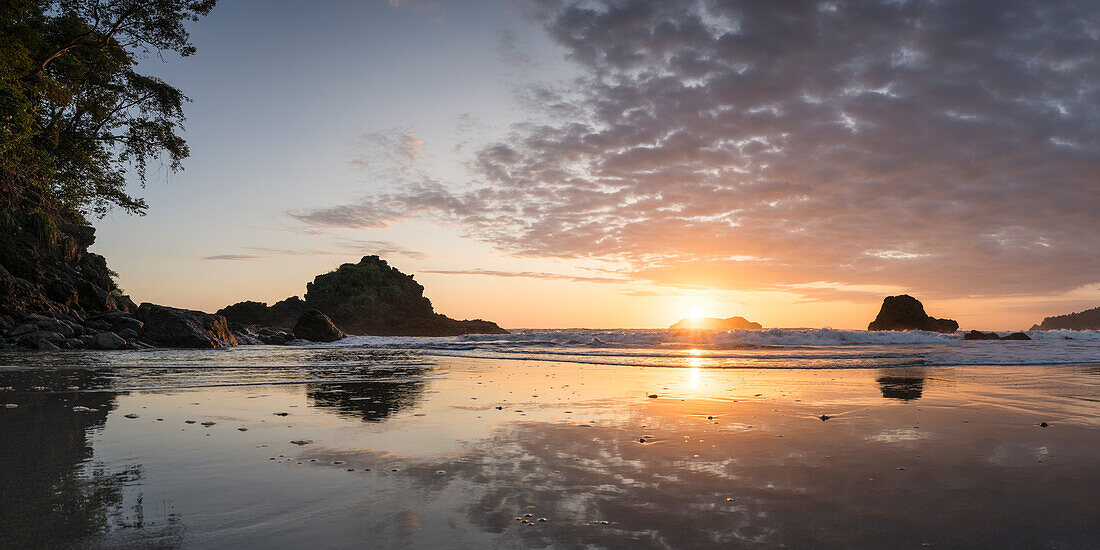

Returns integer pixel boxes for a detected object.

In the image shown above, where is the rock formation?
[668,316,763,330]
[293,310,345,342]
[135,304,237,348]
[867,295,958,333]
[219,256,507,336]
[963,330,1032,341]
[1030,306,1100,330]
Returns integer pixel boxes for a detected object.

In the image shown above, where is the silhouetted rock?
[963,330,1032,341]
[293,310,346,342]
[668,316,763,330]
[867,295,958,333]
[1030,306,1100,330]
[964,330,1002,340]
[218,256,508,336]
[135,303,237,348]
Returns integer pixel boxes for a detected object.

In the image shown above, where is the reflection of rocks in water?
[306,368,428,422]
[0,369,183,548]
[877,370,926,400]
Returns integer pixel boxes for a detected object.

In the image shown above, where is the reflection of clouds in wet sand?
[293,367,1100,549]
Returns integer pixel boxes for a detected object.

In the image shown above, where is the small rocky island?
[1030,306,1100,331]
[867,295,958,333]
[219,256,507,338]
[668,316,763,330]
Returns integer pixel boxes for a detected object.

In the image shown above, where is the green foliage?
[27,209,60,246]
[0,210,18,234]
[0,0,217,220]
[305,257,430,311]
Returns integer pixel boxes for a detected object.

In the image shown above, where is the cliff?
[1030,307,1100,331]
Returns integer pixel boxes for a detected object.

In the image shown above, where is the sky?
[94,0,1100,330]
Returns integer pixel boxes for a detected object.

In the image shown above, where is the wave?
[303,328,1100,369]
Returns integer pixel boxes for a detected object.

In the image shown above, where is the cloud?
[347,130,425,173]
[422,268,626,284]
[388,0,446,21]
[201,254,264,261]
[201,241,426,262]
[295,0,1100,300]
[496,28,536,68]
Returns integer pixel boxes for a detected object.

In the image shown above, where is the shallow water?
[1,344,1098,549]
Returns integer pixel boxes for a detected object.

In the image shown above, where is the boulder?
[117,328,140,341]
[135,303,238,348]
[18,331,64,350]
[293,310,346,342]
[0,315,13,330]
[963,330,1001,340]
[1002,332,1032,341]
[110,315,143,334]
[92,331,127,350]
[867,295,958,333]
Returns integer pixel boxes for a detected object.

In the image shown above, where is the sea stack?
[867,295,958,333]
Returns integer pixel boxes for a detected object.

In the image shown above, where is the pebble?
[332,460,344,465]
[72,406,97,412]
[3,404,17,408]
[648,394,658,398]
[238,427,248,431]
[290,439,313,445]
[495,406,503,410]
[638,438,646,443]
[124,413,139,419]
[1039,422,1049,427]
[156,418,164,421]
[201,421,216,427]
[819,415,832,421]
[184,420,196,424]
[273,412,289,416]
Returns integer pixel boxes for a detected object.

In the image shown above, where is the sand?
[0,358,1097,549]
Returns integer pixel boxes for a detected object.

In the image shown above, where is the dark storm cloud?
[296,0,1100,299]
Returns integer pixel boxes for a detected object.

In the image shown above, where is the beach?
[1,335,1098,549]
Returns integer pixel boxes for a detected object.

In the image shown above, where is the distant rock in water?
[1030,306,1100,330]
[867,295,958,333]
[218,256,507,337]
[963,330,1031,341]
[293,310,345,342]
[668,316,763,330]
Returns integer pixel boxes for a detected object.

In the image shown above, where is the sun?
[688,306,703,319]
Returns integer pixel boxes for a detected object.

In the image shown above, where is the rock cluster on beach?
[867,295,958,333]
[1029,306,1100,331]
[218,256,508,337]
[668,316,763,330]
[963,330,1032,341]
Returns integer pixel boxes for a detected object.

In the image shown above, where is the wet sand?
[1,357,1098,549]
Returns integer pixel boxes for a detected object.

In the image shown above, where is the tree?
[0,0,216,222]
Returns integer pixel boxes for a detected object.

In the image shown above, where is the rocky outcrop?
[1030,306,1100,331]
[135,303,237,348]
[668,316,762,330]
[963,330,1031,341]
[219,256,508,336]
[867,295,958,333]
[293,310,345,342]
[216,297,308,330]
